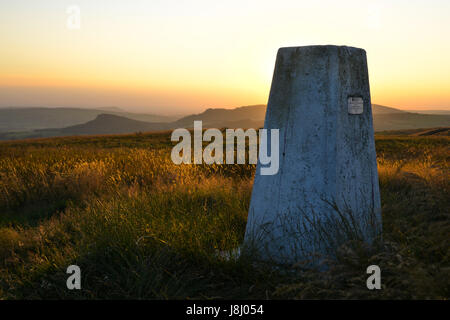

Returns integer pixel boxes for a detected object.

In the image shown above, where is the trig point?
[244,45,382,266]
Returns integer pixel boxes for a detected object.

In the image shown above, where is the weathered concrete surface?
[244,45,382,265]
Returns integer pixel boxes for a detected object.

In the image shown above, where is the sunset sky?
[0,0,449,115]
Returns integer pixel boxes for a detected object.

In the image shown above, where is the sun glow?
[1,0,449,113]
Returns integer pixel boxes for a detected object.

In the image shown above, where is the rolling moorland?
[0,130,448,299]
[1,104,449,140]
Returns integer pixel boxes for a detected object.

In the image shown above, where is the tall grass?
[0,133,448,299]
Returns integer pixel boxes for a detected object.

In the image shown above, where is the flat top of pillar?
[278,45,366,54]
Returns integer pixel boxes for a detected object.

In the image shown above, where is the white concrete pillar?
[244,45,382,266]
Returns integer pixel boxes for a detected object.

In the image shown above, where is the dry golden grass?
[0,133,448,299]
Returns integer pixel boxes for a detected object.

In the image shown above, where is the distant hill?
[43,114,170,135]
[96,106,126,112]
[171,104,449,131]
[174,105,266,128]
[372,104,407,114]
[1,104,449,140]
[411,128,450,136]
[0,114,171,140]
[409,110,450,115]
[0,107,178,132]
[376,127,450,136]
[373,113,450,131]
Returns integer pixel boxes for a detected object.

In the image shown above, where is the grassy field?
[0,132,448,299]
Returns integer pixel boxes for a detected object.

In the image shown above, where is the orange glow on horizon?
[1,1,449,113]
